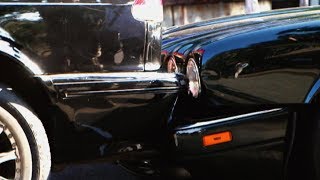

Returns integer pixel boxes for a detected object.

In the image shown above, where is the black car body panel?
[0,3,147,73]
[174,108,287,155]
[38,72,185,144]
[0,1,180,163]
[162,6,320,179]
[163,6,320,104]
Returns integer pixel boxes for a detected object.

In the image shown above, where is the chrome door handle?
[235,62,249,78]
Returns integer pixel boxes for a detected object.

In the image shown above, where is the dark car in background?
[162,6,320,180]
[1,0,320,179]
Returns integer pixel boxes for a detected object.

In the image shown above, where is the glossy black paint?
[178,140,286,180]
[0,1,174,164]
[163,7,320,104]
[162,6,320,179]
[0,1,319,179]
[174,108,287,155]
[0,3,149,73]
[38,72,186,141]
[169,101,291,179]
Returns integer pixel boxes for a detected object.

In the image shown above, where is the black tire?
[0,84,51,180]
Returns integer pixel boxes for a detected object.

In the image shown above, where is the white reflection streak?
[177,108,283,130]
[17,12,42,21]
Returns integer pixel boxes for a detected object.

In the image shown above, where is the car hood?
[162,6,320,58]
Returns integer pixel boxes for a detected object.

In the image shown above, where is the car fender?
[0,38,42,75]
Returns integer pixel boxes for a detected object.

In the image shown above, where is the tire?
[0,84,51,180]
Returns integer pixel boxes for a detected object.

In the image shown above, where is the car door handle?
[235,62,249,78]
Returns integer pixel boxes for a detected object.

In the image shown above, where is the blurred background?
[162,0,320,27]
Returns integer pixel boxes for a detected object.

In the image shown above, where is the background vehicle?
[162,6,320,179]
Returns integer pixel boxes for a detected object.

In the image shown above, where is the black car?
[0,1,319,179]
[162,6,320,180]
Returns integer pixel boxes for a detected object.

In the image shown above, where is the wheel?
[0,84,51,180]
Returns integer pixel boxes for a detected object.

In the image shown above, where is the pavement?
[49,162,191,180]
[50,163,142,180]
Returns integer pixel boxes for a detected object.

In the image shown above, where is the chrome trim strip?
[176,108,283,131]
[37,72,186,98]
[38,72,181,83]
[65,87,180,98]
[145,22,162,71]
